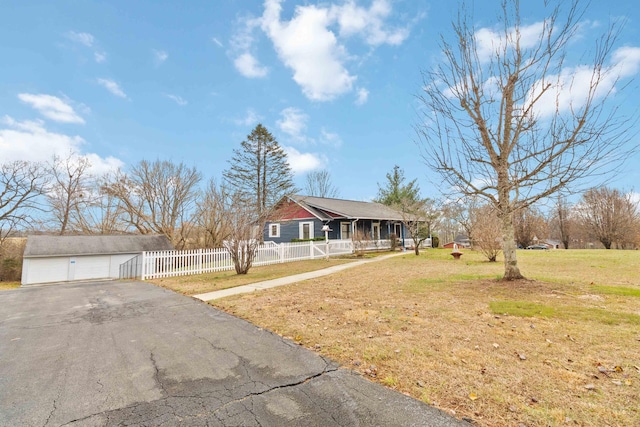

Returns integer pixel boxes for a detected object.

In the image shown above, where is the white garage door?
[24,258,69,285]
[72,256,111,281]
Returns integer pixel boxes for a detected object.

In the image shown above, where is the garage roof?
[24,235,174,258]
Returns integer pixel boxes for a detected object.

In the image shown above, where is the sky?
[1,0,639,203]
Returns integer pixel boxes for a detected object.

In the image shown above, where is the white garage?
[21,235,173,286]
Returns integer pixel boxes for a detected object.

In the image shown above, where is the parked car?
[525,244,549,250]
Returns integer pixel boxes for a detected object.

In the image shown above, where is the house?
[21,234,173,286]
[264,195,407,244]
[443,234,471,249]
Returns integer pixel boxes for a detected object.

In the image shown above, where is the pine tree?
[223,124,296,217]
[375,165,420,206]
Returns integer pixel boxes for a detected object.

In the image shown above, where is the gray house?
[21,235,173,286]
[263,195,407,243]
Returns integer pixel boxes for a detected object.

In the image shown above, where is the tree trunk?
[500,211,524,280]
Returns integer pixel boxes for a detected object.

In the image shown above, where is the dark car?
[525,244,549,250]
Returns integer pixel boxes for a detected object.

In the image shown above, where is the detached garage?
[21,235,173,286]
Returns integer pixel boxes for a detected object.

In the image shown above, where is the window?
[269,223,280,238]
[393,223,402,238]
[299,222,314,240]
[340,222,351,239]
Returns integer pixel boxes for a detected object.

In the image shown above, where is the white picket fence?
[138,239,380,280]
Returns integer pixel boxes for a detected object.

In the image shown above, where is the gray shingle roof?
[292,195,405,221]
[23,235,174,258]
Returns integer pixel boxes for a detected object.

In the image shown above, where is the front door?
[372,223,380,240]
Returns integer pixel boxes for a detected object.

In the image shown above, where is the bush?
[431,236,440,248]
[389,233,398,251]
[0,238,26,282]
[291,237,326,242]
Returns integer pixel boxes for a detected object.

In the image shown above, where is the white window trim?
[269,223,280,238]
[340,221,351,239]
[299,221,314,239]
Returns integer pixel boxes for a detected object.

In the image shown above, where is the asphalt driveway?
[0,280,468,426]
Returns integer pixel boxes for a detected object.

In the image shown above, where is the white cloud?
[526,45,640,118]
[164,94,187,106]
[66,31,94,47]
[18,93,84,124]
[154,49,168,64]
[283,146,324,174]
[320,128,342,147]
[277,107,308,141]
[94,51,107,63]
[262,0,355,101]
[0,116,123,174]
[234,108,262,126]
[65,31,106,63]
[234,52,268,78]
[97,78,128,99]
[355,87,369,105]
[330,0,409,46]
[212,37,223,47]
[474,22,544,63]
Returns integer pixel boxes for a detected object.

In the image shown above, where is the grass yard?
[149,257,359,295]
[212,249,640,426]
[0,281,20,290]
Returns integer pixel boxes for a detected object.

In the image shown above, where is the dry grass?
[212,249,640,426]
[149,257,358,295]
[0,281,20,290]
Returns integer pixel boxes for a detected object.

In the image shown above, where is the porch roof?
[291,195,405,221]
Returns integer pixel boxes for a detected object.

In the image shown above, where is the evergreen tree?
[223,124,296,216]
[375,165,420,206]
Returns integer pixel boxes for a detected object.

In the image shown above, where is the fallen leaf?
[611,380,622,386]
[625,379,632,386]
[613,365,623,373]
[584,384,596,390]
[416,380,426,388]
[468,392,478,401]
[492,343,500,349]
[517,353,527,360]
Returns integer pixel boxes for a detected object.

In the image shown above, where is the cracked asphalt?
[0,280,469,426]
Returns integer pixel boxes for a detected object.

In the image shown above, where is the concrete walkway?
[193,251,405,301]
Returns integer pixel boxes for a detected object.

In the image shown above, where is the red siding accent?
[272,201,316,220]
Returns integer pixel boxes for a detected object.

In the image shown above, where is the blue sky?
[1,0,639,202]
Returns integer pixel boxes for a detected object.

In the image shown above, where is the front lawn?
[212,249,640,426]
[149,257,357,295]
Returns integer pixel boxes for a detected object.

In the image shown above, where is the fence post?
[310,241,314,259]
[198,249,203,274]
[279,243,284,263]
[141,251,147,280]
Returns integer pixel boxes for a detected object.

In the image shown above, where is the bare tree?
[304,170,339,198]
[222,192,268,274]
[193,179,231,248]
[577,187,639,249]
[472,204,503,262]
[73,173,127,234]
[1,161,44,243]
[45,152,94,235]
[103,160,202,248]
[550,196,573,249]
[513,206,547,248]
[417,0,635,279]
[395,197,440,255]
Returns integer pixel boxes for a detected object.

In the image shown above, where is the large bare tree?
[193,179,231,248]
[104,160,202,248]
[45,152,93,235]
[0,161,44,243]
[577,187,639,249]
[304,170,339,198]
[417,0,636,279]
